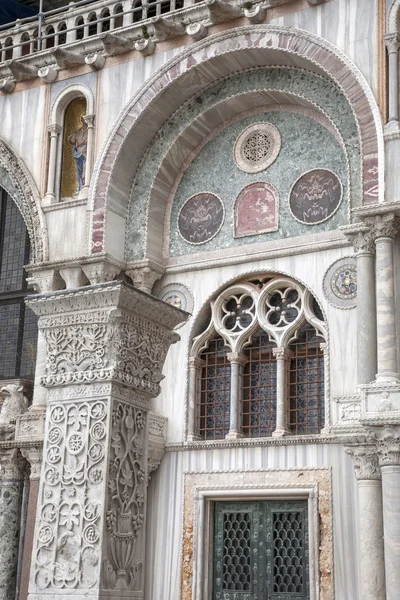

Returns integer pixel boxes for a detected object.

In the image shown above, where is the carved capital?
[345,445,381,480]
[126,264,164,295]
[148,412,167,479]
[20,446,43,480]
[26,268,65,293]
[188,356,206,370]
[384,33,400,55]
[47,123,62,136]
[227,352,248,366]
[364,213,400,240]
[81,260,121,285]
[352,230,376,255]
[376,429,400,466]
[0,448,26,480]
[273,347,293,361]
[83,113,95,128]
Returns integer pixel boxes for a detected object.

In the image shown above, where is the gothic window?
[198,337,231,440]
[289,324,325,434]
[0,188,37,379]
[189,275,326,441]
[242,331,277,437]
[214,500,309,599]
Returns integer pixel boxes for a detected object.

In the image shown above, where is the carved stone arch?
[50,83,95,124]
[0,137,48,263]
[387,0,400,33]
[88,24,383,259]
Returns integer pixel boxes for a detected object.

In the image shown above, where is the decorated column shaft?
[384,34,400,124]
[346,445,385,600]
[0,448,26,600]
[226,353,247,439]
[26,281,186,600]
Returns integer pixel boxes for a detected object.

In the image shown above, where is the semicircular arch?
[89,24,384,259]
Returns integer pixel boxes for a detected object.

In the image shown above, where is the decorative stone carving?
[178,192,224,245]
[0,448,26,481]
[126,262,164,295]
[234,182,279,238]
[289,169,342,224]
[148,413,167,477]
[376,429,400,466]
[364,212,400,240]
[234,122,281,174]
[323,257,357,309]
[26,268,65,293]
[15,410,46,442]
[352,230,376,255]
[27,282,187,599]
[186,22,208,41]
[159,282,194,322]
[0,384,28,424]
[0,138,46,262]
[20,446,43,480]
[81,259,121,285]
[384,33,400,55]
[345,445,381,480]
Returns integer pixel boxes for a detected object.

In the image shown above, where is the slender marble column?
[226,353,247,439]
[385,34,400,125]
[187,357,204,441]
[0,448,26,600]
[376,429,400,600]
[82,114,95,198]
[365,214,400,382]
[353,231,377,385]
[346,445,386,600]
[44,124,61,205]
[272,347,291,437]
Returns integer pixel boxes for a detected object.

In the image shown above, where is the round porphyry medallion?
[289,169,342,225]
[178,192,224,244]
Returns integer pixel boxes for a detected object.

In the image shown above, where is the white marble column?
[353,231,377,385]
[81,114,95,198]
[365,214,400,383]
[26,282,186,600]
[0,449,26,600]
[43,124,61,205]
[376,429,400,600]
[385,34,400,125]
[272,347,290,437]
[187,356,204,441]
[226,353,247,440]
[346,445,386,600]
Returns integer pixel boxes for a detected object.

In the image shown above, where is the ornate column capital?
[83,113,95,128]
[46,123,62,136]
[126,260,165,295]
[20,446,43,480]
[364,213,400,240]
[0,447,27,480]
[384,33,400,54]
[188,356,206,370]
[273,347,293,360]
[227,352,248,366]
[340,224,375,255]
[375,428,400,467]
[345,444,381,480]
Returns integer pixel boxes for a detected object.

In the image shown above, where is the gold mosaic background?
[61,97,87,199]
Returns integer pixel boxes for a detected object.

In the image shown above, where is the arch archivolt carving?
[88,25,383,259]
[387,0,400,33]
[50,83,95,124]
[0,137,48,263]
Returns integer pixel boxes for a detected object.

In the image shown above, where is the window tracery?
[188,275,326,441]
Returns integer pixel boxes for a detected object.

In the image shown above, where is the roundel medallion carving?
[178,192,224,244]
[234,122,281,173]
[159,283,194,327]
[289,169,342,225]
[323,257,357,309]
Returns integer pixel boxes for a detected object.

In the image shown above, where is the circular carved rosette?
[323,257,357,309]
[289,169,342,225]
[178,192,224,244]
[234,122,281,173]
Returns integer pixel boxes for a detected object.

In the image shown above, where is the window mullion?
[272,347,292,437]
[226,352,247,440]
[187,356,205,441]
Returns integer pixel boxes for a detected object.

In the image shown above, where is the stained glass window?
[242,331,277,437]
[198,336,231,440]
[0,188,37,379]
[288,324,325,434]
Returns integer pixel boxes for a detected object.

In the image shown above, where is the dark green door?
[214,500,309,600]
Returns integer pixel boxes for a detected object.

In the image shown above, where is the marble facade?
[0,0,399,599]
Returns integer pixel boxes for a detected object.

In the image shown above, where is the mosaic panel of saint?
[60,97,88,199]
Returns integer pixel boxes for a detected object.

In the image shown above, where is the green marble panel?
[0,481,23,600]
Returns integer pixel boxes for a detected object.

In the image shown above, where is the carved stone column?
[187,357,204,442]
[385,34,400,125]
[0,448,26,600]
[26,281,186,600]
[43,124,61,205]
[346,444,386,600]
[375,428,400,600]
[226,352,247,440]
[272,347,291,437]
[365,214,400,382]
[82,114,95,198]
